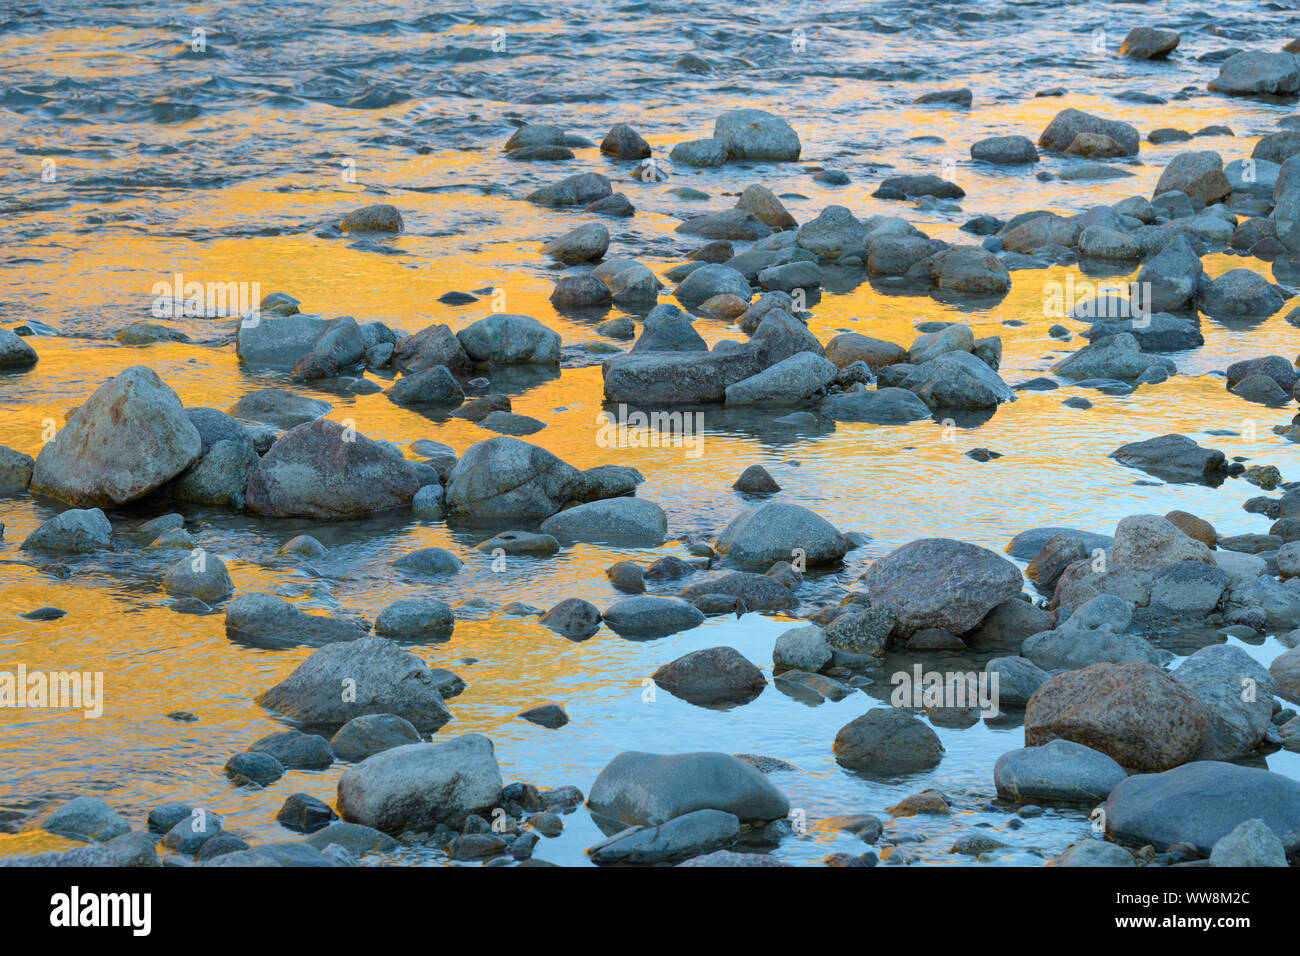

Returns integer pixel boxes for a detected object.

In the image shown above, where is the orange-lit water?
[2,1,1300,865]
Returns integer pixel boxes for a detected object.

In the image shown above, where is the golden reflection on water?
[3,17,1300,863]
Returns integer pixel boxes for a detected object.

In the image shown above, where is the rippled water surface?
[3,0,1300,866]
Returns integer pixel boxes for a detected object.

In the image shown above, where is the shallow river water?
[2,0,1300,865]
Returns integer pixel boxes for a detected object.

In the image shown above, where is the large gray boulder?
[1153,151,1230,204]
[0,328,38,368]
[903,350,1013,409]
[235,313,329,367]
[456,314,560,365]
[539,497,667,543]
[994,739,1127,802]
[30,366,201,507]
[587,751,790,826]
[724,352,838,405]
[1198,268,1286,319]
[1110,435,1227,484]
[1134,234,1206,312]
[833,709,944,774]
[226,592,367,646]
[256,637,453,732]
[652,647,766,707]
[39,796,131,842]
[21,508,112,553]
[795,205,871,259]
[818,388,932,423]
[244,420,420,519]
[1052,334,1175,380]
[1173,644,1275,761]
[392,323,471,373]
[1038,109,1139,155]
[337,735,502,832]
[716,501,847,567]
[602,347,765,404]
[1208,51,1300,97]
[1210,819,1289,867]
[602,596,704,636]
[445,436,585,519]
[228,388,331,429]
[863,537,1024,638]
[1104,761,1300,853]
[170,439,259,507]
[713,109,801,162]
[329,713,423,762]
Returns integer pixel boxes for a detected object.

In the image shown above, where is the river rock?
[21,508,112,553]
[337,735,502,832]
[863,537,1023,638]
[445,436,585,519]
[833,709,944,774]
[163,551,233,603]
[1039,109,1139,155]
[1120,26,1179,59]
[329,714,422,762]
[1173,644,1275,761]
[970,135,1039,164]
[1025,661,1210,770]
[229,388,331,429]
[602,596,704,636]
[457,314,560,365]
[1134,234,1206,312]
[713,109,801,162]
[374,598,454,640]
[725,351,838,405]
[1104,760,1300,852]
[540,497,667,543]
[1198,268,1285,318]
[653,647,766,707]
[30,366,201,507]
[1209,818,1289,867]
[40,796,131,843]
[1110,435,1226,485]
[244,420,419,518]
[994,739,1127,802]
[256,637,453,732]
[1111,513,1215,571]
[1208,51,1300,97]
[587,751,790,826]
[716,501,846,567]
[903,351,1014,409]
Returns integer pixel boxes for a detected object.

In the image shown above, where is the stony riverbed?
[3,1,1300,868]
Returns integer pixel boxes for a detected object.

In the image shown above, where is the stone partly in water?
[715,501,847,567]
[863,537,1024,639]
[994,739,1127,803]
[337,735,503,832]
[1104,760,1300,853]
[1025,661,1210,771]
[587,751,790,827]
[833,709,944,775]
[21,508,113,553]
[244,420,420,519]
[256,637,453,733]
[30,366,201,507]
[653,647,766,707]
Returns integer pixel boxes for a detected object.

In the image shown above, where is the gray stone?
[995,739,1127,802]
[1105,761,1300,853]
[587,751,790,826]
[337,735,503,832]
[31,366,200,507]
[256,636,452,732]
